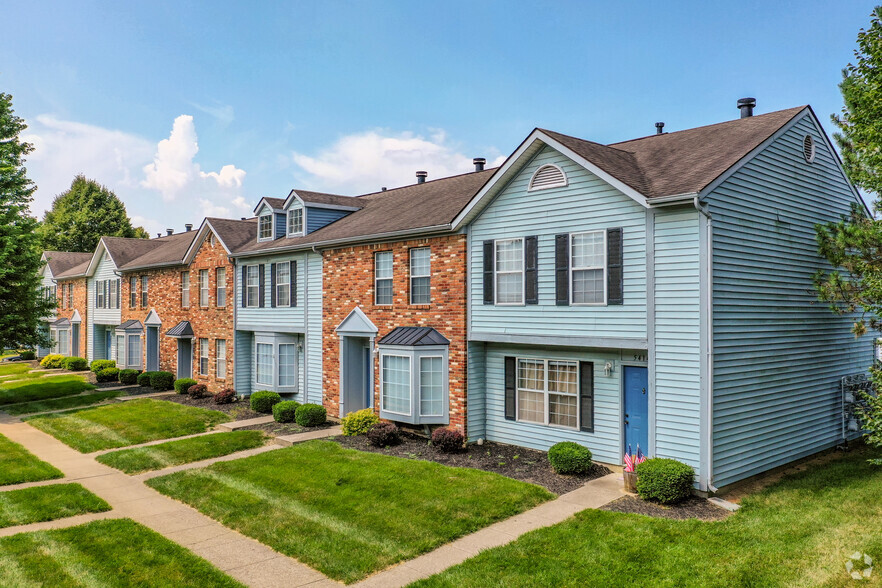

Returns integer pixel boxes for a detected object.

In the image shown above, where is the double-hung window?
[571,231,606,304]
[419,356,444,416]
[199,338,209,375]
[258,215,272,240]
[109,279,118,309]
[287,209,303,236]
[375,251,393,305]
[216,268,226,307]
[67,284,73,309]
[116,334,125,364]
[58,330,69,356]
[255,343,272,385]
[517,358,579,428]
[181,272,190,308]
[278,343,296,387]
[140,276,149,308]
[246,266,259,308]
[495,238,524,304]
[276,262,291,307]
[130,277,137,308]
[381,355,411,415]
[409,248,431,304]
[216,339,226,378]
[96,281,106,308]
[127,334,140,368]
[199,269,209,307]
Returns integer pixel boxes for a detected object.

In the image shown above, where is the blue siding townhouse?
[456,101,871,491]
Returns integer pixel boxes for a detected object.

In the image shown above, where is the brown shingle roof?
[43,251,93,277]
[295,190,365,209]
[118,232,197,270]
[262,197,286,210]
[206,217,258,253]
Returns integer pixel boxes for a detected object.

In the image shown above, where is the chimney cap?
[166,228,173,236]
[185,223,193,232]
[473,157,486,172]
[416,171,427,184]
[737,97,756,118]
[655,122,665,135]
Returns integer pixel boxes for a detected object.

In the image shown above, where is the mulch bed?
[600,495,730,521]
[115,385,157,395]
[238,421,334,436]
[159,394,264,420]
[331,432,610,495]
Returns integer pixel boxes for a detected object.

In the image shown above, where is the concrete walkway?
[217,415,275,431]
[275,425,343,446]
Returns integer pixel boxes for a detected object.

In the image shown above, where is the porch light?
[604,362,613,377]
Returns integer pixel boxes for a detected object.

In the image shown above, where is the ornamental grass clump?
[635,458,695,504]
[250,390,281,413]
[431,427,465,453]
[273,400,300,423]
[548,441,594,475]
[340,408,379,436]
[295,403,327,427]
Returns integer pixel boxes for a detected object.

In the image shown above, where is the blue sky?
[4,1,876,235]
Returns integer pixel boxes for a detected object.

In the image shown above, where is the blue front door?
[623,366,649,455]
[105,329,112,360]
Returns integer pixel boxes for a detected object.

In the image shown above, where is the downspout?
[693,196,717,493]
[229,255,237,394]
[309,245,319,404]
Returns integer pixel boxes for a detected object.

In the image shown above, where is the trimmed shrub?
[341,408,380,436]
[188,384,208,399]
[118,369,140,385]
[151,371,175,391]
[273,400,300,423]
[90,359,116,374]
[367,422,400,447]
[174,378,198,395]
[548,441,593,475]
[96,367,119,383]
[431,427,465,453]
[635,458,695,505]
[250,390,281,414]
[295,403,327,427]
[214,388,237,404]
[136,371,156,387]
[40,354,65,369]
[61,356,89,371]
[19,350,35,360]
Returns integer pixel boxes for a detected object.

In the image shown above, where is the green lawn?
[5,389,123,415]
[0,518,242,587]
[0,363,34,377]
[0,433,63,486]
[27,399,231,453]
[147,440,552,583]
[97,431,268,474]
[0,375,95,406]
[412,446,882,588]
[0,483,110,528]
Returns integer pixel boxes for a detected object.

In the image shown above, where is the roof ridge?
[357,167,497,199]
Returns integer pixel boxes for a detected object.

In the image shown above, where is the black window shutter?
[607,228,624,305]
[292,260,298,306]
[104,280,108,309]
[504,356,516,421]
[525,236,538,304]
[579,361,594,433]
[270,263,277,308]
[240,266,246,308]
[258,264,266,308]
[483,240,494,305]
[555,234,570,306]
[116,279,121,309]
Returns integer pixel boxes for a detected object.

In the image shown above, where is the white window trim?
[380,353,412,416]
[116,334,125,365]
[374,251,393,306]
[409,247,431,305]
[418,355,444,417]
[255,342,273,385]
[127,333,141,369]
[181,272,190,308]
[570,230,608,306]
[245,265,259,308]
[257,214,273,242]
[216,339,226,379]
[216,268,226,308]
[199,338,209,376]
[286,208,304,237]
[199,270,210,308]
[515,356,580,430]
[130,277,138,308]
[276,261,292,307]
[57,329,70,356]
[527,163,568,191]
[494,238,525,306]
[277,342,297,388]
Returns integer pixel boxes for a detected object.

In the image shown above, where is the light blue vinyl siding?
[234,330,253,395]
[469,146,647,340]
[274,213,286,239]
[707,113,872,487]
[652,208,702,476]
[306,207,350,234]
[86,252,121,362]
[305,252,323,404]
[466,342,486,440]
[236,254,307,332]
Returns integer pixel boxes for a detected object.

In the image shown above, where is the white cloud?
[189,101,235,126]
[291,129,505,194]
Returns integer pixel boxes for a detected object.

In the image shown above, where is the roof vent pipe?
[737,97,756,118]
[156,233,161,238]
[416,171,427,184]
[166,228,173,236]
[655,122,665,135]
[473,157,486,172]
[185,223,193,232]
[381,187,387,191]
[241,217,246,220]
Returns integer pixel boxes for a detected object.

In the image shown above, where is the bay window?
[378,330,449,425]
[256,343,272,385]
[127,334,141,368]
[253,335,299,391]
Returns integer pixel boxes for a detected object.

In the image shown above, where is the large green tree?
[37,175,148,252]
[832,6,882,197]
[0,92,54,350]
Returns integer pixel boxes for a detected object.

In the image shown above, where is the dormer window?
[528,164,568,191]
[287,208,303,236]
[258,215,272,241]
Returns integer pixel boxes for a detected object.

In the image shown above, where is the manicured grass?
[0,375,95,406]
[0,433,63,486]
[97,431,268,474]
[27,399,231,453]
[412,446,882,588]
[0,483,110,528]
[0,518,242,587]
[4,390,123,415]
[148,440,552,583]
[0,363,33,377]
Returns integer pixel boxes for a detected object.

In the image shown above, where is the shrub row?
[90,359,116,373]
[39,354,65,369]
[19,350,35,360]
[118,369,139,385]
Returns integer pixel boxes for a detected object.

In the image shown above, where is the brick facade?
[54,277,88,357]
[121,266,187,374]
[322,234,468,432]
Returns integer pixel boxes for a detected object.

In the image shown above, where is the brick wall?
[121,266,187,374]
[322,234,468,432]
[55,277,88,357]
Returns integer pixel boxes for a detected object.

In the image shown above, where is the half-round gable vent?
[529,164,568,191]
[803,134,816,163]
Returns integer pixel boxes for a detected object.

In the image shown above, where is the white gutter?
[650,192,700,206]
[693,196,717,493]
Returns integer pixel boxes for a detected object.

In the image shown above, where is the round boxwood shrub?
[431,427,465,453]
[273,400,300,423]
[214,388,237,405]
[295,403,327,427]
[250,390,282,413]
[635,458,695,504]
[90,359,116,374]
[341,408,379,436]
[150,371,175,391]
[19,350,35,360]
[40,354,65,369]
[174,378,197,395]
[367,422,400,447]
[118,369,140,385]
[188,384,208,399]
[96,367,119,383]
[548,441,593,475]
[136,371,156,387]
[61,356,88,371]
